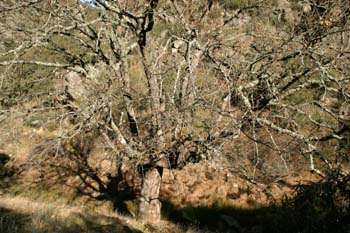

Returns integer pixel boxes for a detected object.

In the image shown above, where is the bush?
[267,172,350,233]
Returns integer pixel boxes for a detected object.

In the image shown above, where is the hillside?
[0,0,349,232]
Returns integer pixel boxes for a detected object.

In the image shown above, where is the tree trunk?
[138,167,162,223]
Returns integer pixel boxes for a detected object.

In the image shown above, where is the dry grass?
[0,193,149,233]
[0,192,201,233]
[0,192,220,233]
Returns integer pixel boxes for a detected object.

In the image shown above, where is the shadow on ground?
[0,207,27,233]
[0,206,142,233]
[4,138,349,233]
[161,176,350,233]
[0,152,17,192]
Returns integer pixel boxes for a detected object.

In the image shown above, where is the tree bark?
[138,167,162,223]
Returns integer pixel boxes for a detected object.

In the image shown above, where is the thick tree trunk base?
[138,198,162,223]
[138,168,162,223]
